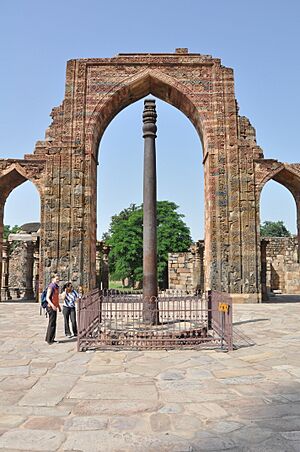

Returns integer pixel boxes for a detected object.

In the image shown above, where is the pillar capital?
[143,99,157,138]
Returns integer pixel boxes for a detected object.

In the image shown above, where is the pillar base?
[23,290,35,300]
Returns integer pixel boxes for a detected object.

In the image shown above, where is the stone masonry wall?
[168,242,204,293]
[265,236,300,294]
[8,242,27,295]
[169,252,194,291]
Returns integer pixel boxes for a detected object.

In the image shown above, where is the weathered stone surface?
[0,429,65,451]
[0,376,38,391]
[171,414,203,436]
[0,390,25,406]
[1,405,71,417]
[18,375,78,407]
[63,415,108,431]
[0,414,25,428]
[149,413,171,432]
[60,431,141,451]
[0,365,30,376]
[22,416,63,430]
[68,381,157,401]
[158,369,186,380]
[72,399,160,415]
[110,415,147,432]
[185,402,228,419]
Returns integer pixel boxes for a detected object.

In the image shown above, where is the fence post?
[207,290,212,329]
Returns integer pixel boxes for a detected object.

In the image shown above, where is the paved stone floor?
[0,301,300,451]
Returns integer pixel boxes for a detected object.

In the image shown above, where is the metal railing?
[1,287,22,300]
[77,289,233,352]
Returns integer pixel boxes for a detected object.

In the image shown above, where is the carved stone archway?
[0,49,297,302]
[255,160,300,271]
[0,160,45,300]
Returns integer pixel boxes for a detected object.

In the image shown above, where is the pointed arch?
[258,163,300,268]
[258,164,300,201]
[85,69,206,158]
[0,163,42,201]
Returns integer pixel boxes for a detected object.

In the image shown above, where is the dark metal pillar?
[142,99,159,324]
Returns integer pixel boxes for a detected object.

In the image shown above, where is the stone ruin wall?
[169,252,194,291]
[168,242,204,293]
[265,236,300,294]
[8,242,27,294]
[170,237,300,296]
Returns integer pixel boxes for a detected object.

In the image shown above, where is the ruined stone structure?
[168,241,204,293]
[1,223,40,300]
[263,236,300,295]
[1,49,299,302]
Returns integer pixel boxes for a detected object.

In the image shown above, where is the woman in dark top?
[45,274,61,344]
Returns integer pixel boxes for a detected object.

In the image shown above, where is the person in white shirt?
[61,282,79,338]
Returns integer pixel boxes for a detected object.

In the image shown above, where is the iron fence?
[209,290,233,351]
[77,289,233,352]
[1,287,22,300]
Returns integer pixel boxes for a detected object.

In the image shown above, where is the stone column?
[2,241,11,300]
[23,241,35,300]
[142,99,158,324]
[260,239,269,302]
[98,241,110,290]
[191,240,205,293]
[33,238,40,302]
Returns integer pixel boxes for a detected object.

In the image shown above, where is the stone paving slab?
[0,301,300,451]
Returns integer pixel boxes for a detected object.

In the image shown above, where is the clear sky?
[1,0,299,238]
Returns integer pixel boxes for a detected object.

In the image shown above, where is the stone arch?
[257,164,300,212]
[0,164,43,200]
[85,69,206,159]
[257,163,300,196]
[83,69,211,290]
[0,163,44,301]
[258,165,300,260]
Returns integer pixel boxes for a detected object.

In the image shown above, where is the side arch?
[257,165,300,298]
[0,163,44,200]
[0,162,45,301]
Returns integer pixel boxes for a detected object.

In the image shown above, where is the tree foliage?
[260,220,291,237]
[105,201,192,288]
[3,225,20,240]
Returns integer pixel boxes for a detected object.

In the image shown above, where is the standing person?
[61,282,79,338]
[45,274,61,345]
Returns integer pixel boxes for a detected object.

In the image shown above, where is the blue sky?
[1,0,299,238]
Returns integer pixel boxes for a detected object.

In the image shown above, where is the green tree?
[3,225,20,240]
[260,220,291,237]
[105,201,192,288]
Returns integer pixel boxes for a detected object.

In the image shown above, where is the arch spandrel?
[85,69,207,157]
[255,160,300,199]
[0,161,46,201]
